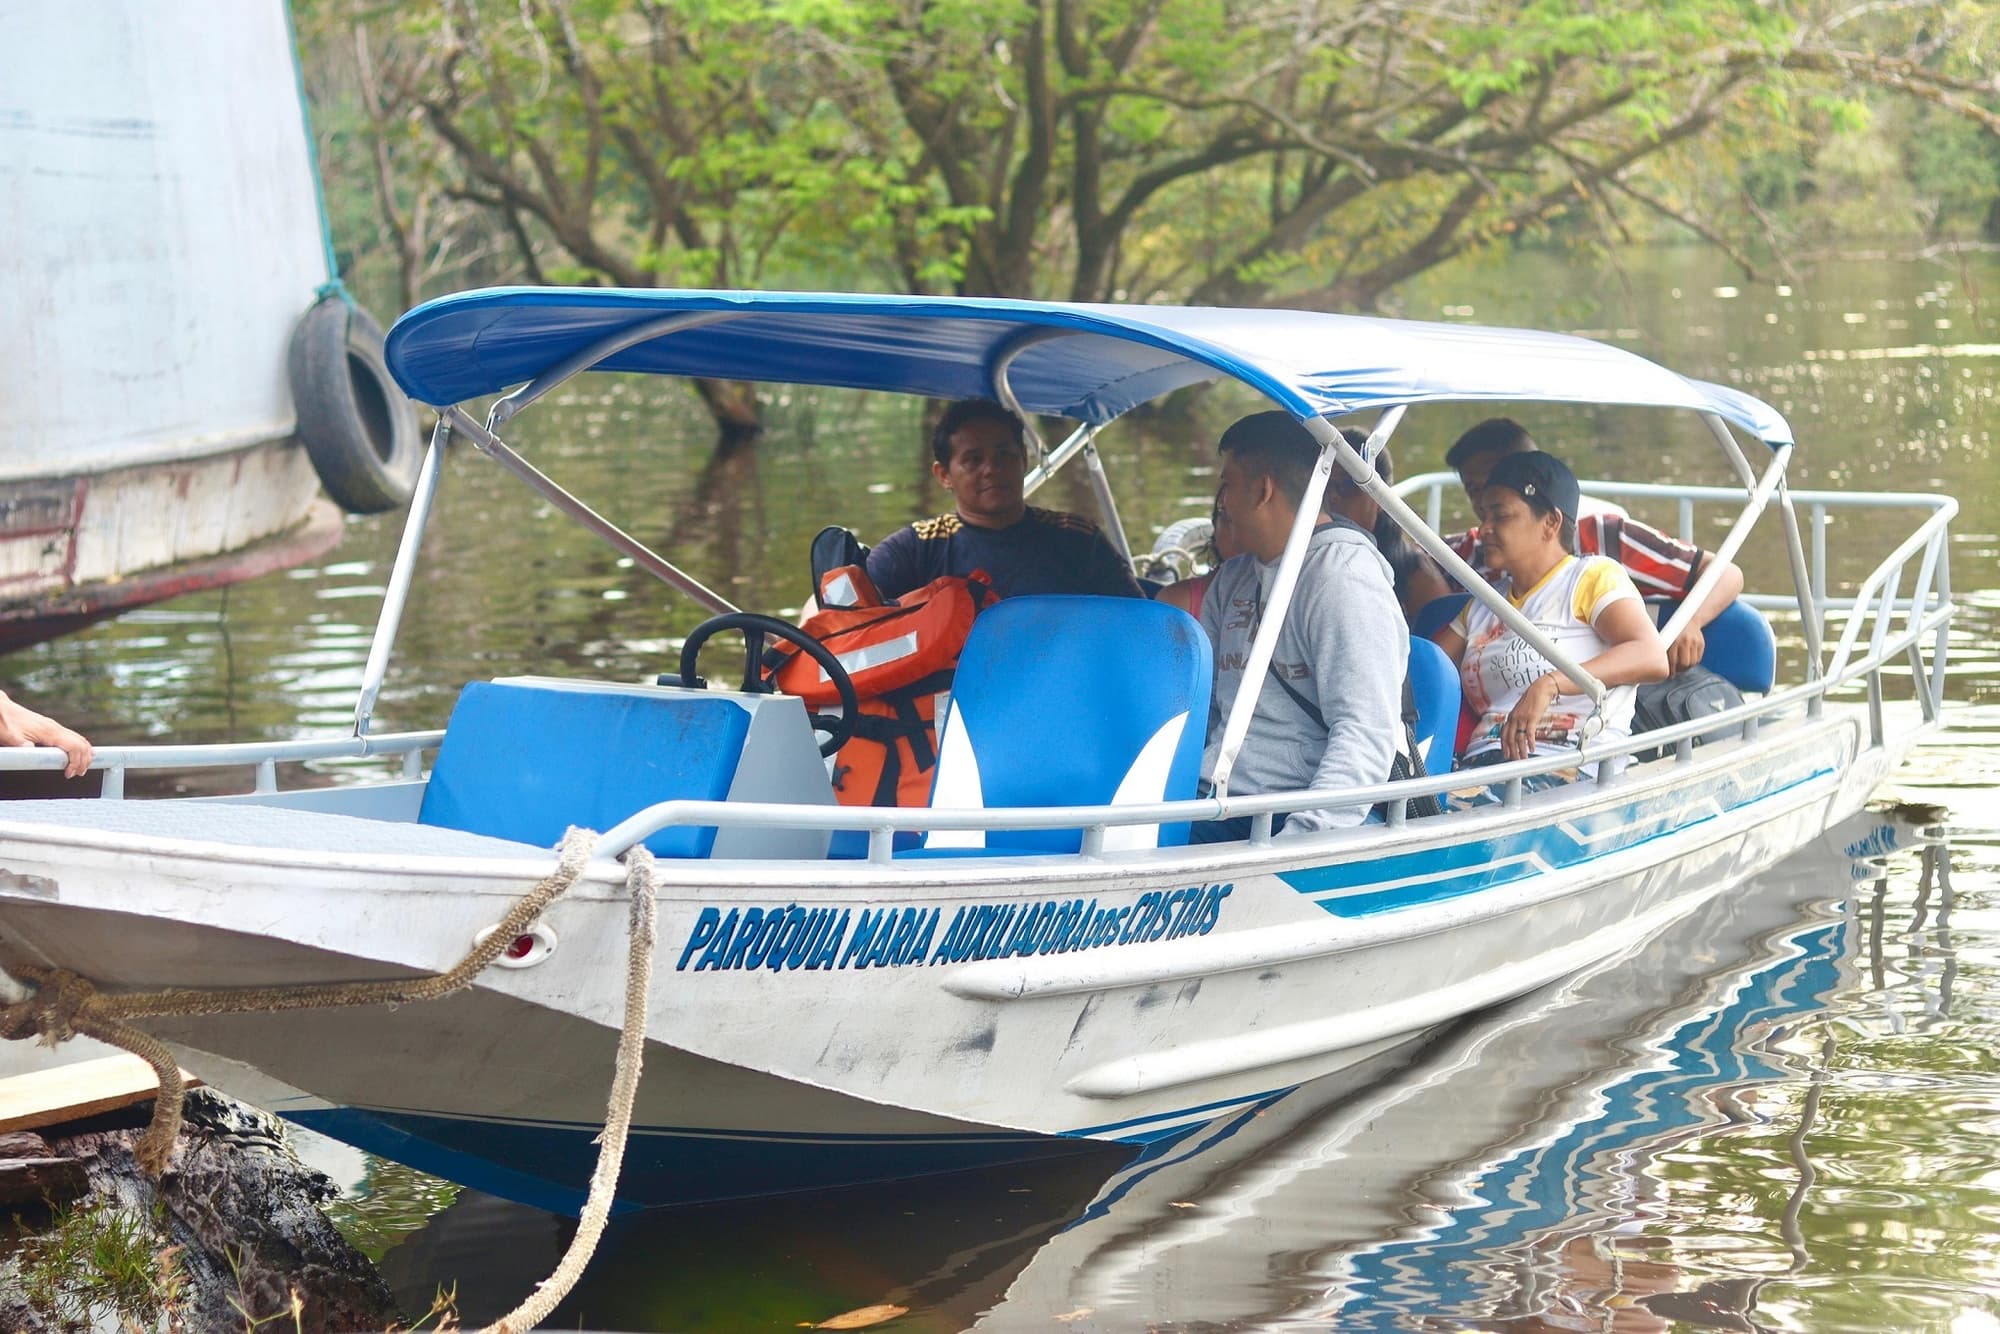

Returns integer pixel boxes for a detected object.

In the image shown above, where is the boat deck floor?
[0,799,549,859]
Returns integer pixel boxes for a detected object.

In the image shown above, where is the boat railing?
[1395,471,1956,615]
[588,576,1949,862]
[1813,494,1954,687]
[0,731,441,800]
[0,480,1953,861]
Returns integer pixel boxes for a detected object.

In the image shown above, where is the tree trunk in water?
[693,377,763,446]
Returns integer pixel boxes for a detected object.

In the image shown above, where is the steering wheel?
[675,612,859,757]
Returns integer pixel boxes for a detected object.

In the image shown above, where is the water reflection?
[971,818,1920,1333]
[378,1141,1126,1332]
[345,811,1996,1332]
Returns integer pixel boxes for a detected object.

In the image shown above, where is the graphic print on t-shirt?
[1455,555,1640,760]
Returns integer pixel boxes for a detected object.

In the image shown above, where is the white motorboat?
[0,290,1956,1211]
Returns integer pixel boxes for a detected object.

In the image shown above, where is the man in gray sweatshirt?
[1193,412,1408,841]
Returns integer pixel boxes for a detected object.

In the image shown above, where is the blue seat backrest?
[1407,635,1462,770]
[1410,592,1470,642]
[920,596,1212,854]
[418,681,751,858]
[1655,598,1776,694]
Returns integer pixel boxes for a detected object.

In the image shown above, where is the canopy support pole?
[1700,411,1823,678]
[1657,437,1791,656]
[1777,486,1825,691]
[1024,424,1096,496]
[992,328,1132,557]
[1082,438,1133,562]
[989,327,1066,463]
[1302,415,1614,717]
[1703,411,1760,492]
[444,406,738,616]
[1206,410,1370,797]
[354,418,450,737]
[487,311,747,429]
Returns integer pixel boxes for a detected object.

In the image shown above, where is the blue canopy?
[384,288,1794,446]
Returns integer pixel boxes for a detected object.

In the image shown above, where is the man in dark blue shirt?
[865,400,1143,601]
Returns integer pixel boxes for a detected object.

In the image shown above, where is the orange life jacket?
[768,567,996,808]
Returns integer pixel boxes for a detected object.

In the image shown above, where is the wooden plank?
[0,1055,201,1133]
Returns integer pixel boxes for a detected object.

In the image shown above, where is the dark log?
[0,1154,87,1206]
[0,1130,54,1157]
[6,1087,401,1334]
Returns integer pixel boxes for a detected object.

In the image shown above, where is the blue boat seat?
[1409,591,1470,642]
[905,596,1212,856]
[1407,635,1462,771]
[1655,598,1776,694]
[419,680,754,858]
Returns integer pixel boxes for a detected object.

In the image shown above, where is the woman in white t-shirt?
[1435,451,1667,794]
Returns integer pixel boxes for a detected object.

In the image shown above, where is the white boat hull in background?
[0,0,343,645]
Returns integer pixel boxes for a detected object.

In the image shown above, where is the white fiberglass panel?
[0,0,329,480]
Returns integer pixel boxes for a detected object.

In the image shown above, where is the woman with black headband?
[1435,451,1668,796]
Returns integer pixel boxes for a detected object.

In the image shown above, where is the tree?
[298,5,521,314]
[298,0,839,435]
[847,0,1999,306]
[295,0,2000,432]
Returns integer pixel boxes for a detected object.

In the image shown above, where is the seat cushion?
[916,596,1211,854]
[1655,598,1776,693]
[419,682,751,858]
[1407,634,1463,770]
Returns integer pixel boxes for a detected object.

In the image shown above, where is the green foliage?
[14,1197,183,1332]
[1810,94,1875,136]
[1905,106,2000,236]
[291,0,2000,382]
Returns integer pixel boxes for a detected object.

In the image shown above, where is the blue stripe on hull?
[1281,742,1830,915]
[1067,1087,1289,1141]
[287,1107,1130,1214]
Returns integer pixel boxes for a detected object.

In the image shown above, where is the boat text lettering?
[674,883,1232,973]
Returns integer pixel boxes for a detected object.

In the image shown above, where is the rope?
[0,827,602,1174]
[0,828,672,1328]
[1,826,664,1332]
[484,845,655,1334]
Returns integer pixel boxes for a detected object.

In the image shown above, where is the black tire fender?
[287,295,421,514]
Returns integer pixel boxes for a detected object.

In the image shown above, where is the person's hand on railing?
[0,689,93,778]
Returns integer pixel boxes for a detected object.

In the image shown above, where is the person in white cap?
[1437,450,1667,790]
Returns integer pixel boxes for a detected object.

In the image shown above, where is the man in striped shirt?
[1443,418,1747,732]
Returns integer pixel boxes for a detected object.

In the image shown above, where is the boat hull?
[0,448,341,649]
[0,0,353,647]
[969,811,1901,1331]
[0,708,1915,1210]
